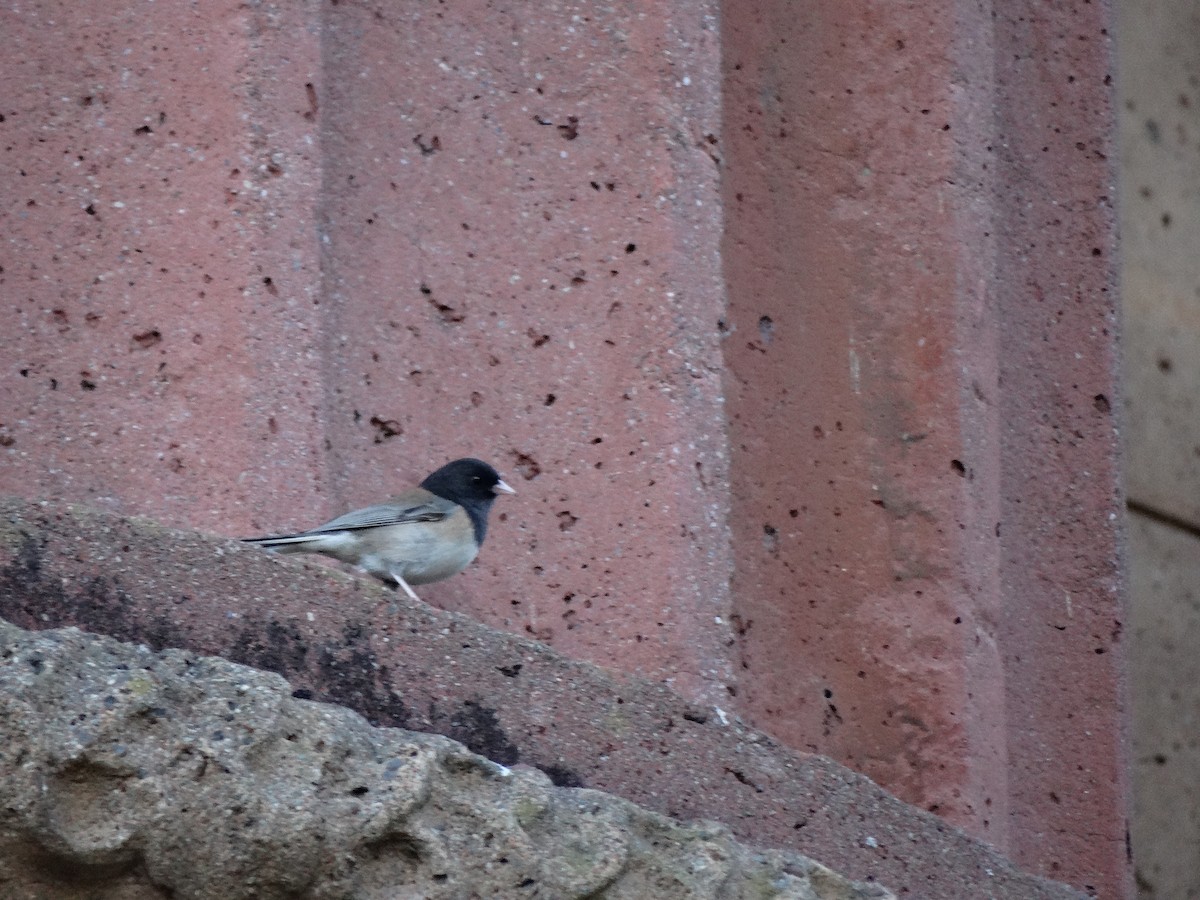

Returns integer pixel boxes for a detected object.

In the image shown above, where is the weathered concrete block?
[0,620,892,900]
[0,498,1082,899]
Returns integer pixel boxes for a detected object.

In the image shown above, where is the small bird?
[242,458,515,600]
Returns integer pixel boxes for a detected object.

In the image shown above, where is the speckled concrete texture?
[0,0,734,707]
[989,7,1127,895]
[0,1,329,530]
[1117,0,1200,895]
[0,2,1127,897]
[0,498,1081,900]
[720,1,1128,895]
[309,0,733,703]
[720,0,1004,835]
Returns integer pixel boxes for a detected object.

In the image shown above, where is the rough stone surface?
[0,498,1082,900]
[0,620,891,900]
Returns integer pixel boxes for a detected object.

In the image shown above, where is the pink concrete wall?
[1,1,328,529]
[311,0,734,703]
[719,0,1127,895]
[0,1,1128,896]
[721,0,1004,834]
[0,0,735,703]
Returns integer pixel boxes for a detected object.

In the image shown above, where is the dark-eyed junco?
[242,458,515,600]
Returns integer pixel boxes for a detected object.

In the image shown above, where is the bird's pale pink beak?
[495,479,517,495]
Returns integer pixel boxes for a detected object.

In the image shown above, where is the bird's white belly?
[359,535,478,586]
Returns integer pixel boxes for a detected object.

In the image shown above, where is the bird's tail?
[240,534,321,554]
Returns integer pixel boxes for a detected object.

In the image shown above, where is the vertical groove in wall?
[990,0,1129,893]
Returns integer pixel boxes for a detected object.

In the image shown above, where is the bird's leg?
[391,571,421,602]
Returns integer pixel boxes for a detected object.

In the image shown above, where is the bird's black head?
[420,458,515,544]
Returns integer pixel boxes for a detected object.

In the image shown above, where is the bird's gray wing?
[306,494,457,534]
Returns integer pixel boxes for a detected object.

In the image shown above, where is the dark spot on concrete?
[423,284,464,323]
[539,763,584,788]
[0,535,186,653]
[369,416,402,443]
[511,452,541,480]
[413,133,440,156]
[556,116,579,140]
[314,635,410,729]
[725,768,763,793]
[132,329,162,349]
[950,459,966,476]
[230,618,309,675]
[444,700,519,766]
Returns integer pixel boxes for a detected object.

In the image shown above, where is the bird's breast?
[400,537,479,585]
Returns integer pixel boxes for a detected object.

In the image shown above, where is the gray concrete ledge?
[0,498,1081,899]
